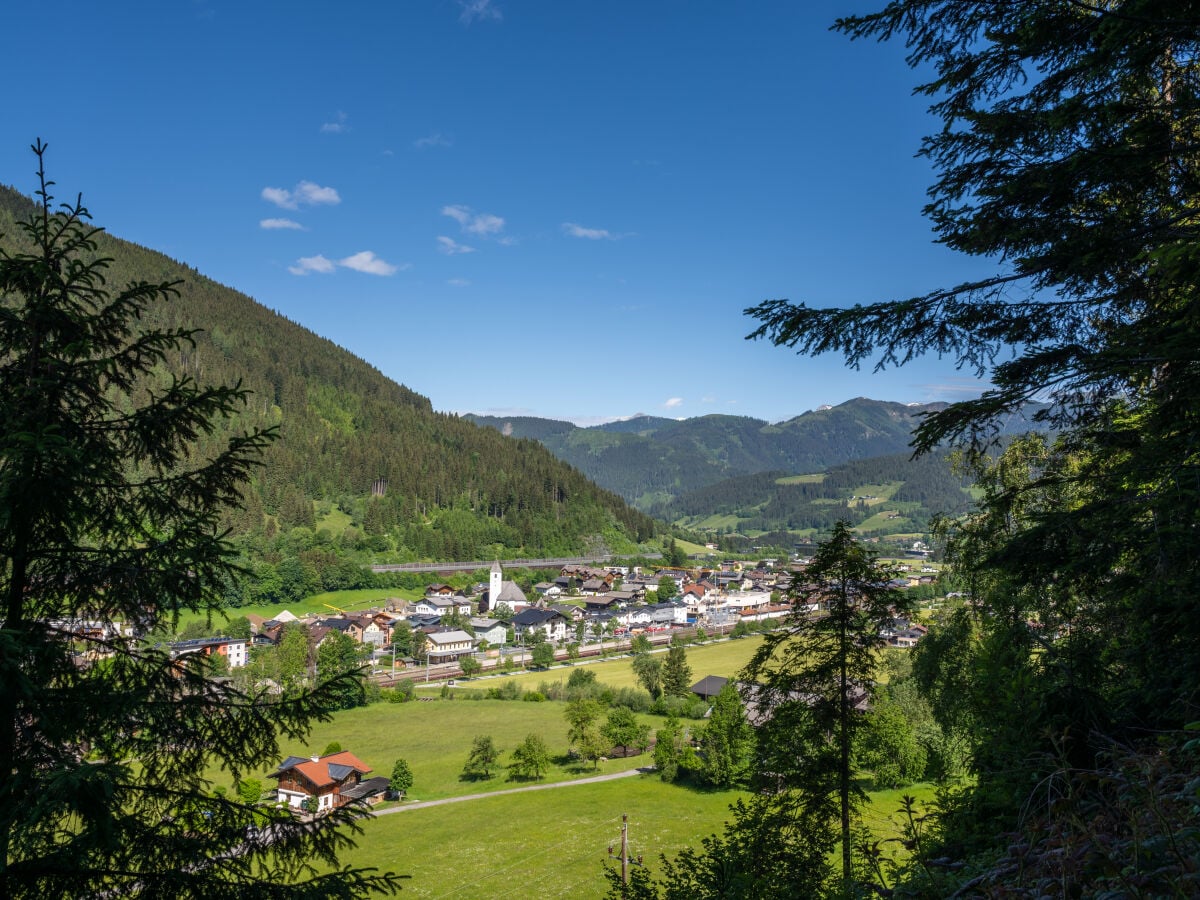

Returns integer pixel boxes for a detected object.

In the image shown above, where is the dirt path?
[373,767,651,815]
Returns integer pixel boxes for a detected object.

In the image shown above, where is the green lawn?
[338,776,743,899]
[216,639,766,798]
[329,766,939,899]
[776,473,825,484]
[218,698,652,802]
[432,635,765,694]
[222,631,940,898]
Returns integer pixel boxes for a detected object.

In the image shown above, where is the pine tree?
[660,638,693,698]
[743,521,909,893]
[0,143,401,897]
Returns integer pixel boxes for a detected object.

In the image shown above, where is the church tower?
[489,561,503,611]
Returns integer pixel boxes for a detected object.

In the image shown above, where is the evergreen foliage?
[0,144,401,897]
[660,639,693,698]
[747,0,1200,890]
[744,522,909,892]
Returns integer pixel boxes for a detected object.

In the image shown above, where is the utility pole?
[608,813,639,897]
[620,813,629,889]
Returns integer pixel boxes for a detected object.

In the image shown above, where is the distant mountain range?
[469,399,1024,510]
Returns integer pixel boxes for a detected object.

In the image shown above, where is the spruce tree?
[743,521,909,893]
[745,1,1200,880]
[660,637,693,698]
[0,143,401,897]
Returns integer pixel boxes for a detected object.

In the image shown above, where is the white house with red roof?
[269,750,375,813]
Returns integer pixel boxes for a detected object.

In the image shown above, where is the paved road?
[373,767,651,815]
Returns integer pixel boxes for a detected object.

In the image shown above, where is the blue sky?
[2,1,992,425]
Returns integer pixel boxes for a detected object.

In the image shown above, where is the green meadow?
[223,633,937,897]
[434,635,765,694]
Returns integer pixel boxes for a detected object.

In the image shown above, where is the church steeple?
[489,561,503,611]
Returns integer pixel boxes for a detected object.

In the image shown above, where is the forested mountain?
[0,186,657,572]
[657,451,975,538]
[471,400,1035,510]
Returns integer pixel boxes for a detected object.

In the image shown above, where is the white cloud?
[442,204,506,237]
[260,218,305,230]
[663,397,684,409]
[261,180,341,210]
[338,251,405,276]
[288,255,335,276]
[459,0,501,24]
[562,222,623,240]
[321,111,348,134]
[288,251,406,277]
[447,278,471,287]
[437,235,476,255]
[415,132,452,149]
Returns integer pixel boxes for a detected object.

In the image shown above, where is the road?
[372,767,651,815]
[369,555,615,574]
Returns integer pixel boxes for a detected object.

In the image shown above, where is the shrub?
[523,691,546,703]
[652,695,709,720]
[610,686,653,713]
[487,680,523,701]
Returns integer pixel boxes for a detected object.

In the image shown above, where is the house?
[690,675,730,701]
[169,636,249,669]
[270,750,378,812]
[470,617,508,647]
[627,601,687,629]
[578,578,608,596]
[411,596,473,618]
[549,603,587,623]
[424,629,476,663]
[510,608,569,643]
[532,581,562,598]
[584,594,629,614]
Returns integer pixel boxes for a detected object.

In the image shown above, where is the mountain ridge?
[0,183,658,564]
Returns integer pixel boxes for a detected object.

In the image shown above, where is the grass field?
[776,473,824,484]
[329,764,939,899]
[226,632,938,897]
[430,635,766,694]
[339,776,742,899]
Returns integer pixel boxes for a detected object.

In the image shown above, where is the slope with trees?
[0,182,658,598]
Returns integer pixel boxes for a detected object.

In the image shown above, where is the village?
[168,556,939,681]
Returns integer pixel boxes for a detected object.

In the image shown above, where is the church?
[482,561,529,613]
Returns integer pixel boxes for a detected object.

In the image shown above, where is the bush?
[523,691,546,703]
[652,695,709,720]
[567,668,597,689]
[487,680,523,701]
[610,686,653,713]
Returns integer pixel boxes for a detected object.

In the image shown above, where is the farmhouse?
[269,750,380,812]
